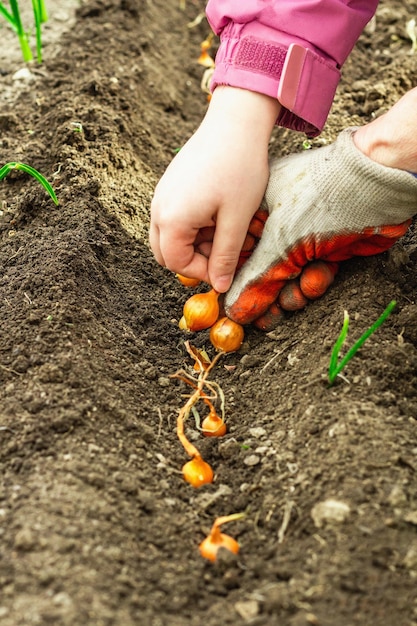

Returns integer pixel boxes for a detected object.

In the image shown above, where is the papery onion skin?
[178,316,189,331]
[209,317,244,352]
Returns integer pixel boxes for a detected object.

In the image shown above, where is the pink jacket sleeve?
[206,0,379,137]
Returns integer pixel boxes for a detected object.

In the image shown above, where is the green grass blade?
[1,0,47,62]
[9,0,24,33]
[32,0,42,63]
[38,0,48,23]
[328,300,396,386]
[0,162,15,180]
[0,161,59,205]
[335,300,396,374]
[0,3,17,30]
[18,32,32,61]
[328,310,349,382]
[9,0,33,61]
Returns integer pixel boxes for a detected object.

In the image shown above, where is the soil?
[1,1,417,625]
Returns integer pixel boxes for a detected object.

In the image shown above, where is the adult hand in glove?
[225,127,417,330]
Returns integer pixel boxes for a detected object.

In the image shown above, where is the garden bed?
[1,1,417,624]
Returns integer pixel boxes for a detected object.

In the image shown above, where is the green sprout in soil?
[0,0,48,63]
[328,300,396,386]
[0,161,58,205]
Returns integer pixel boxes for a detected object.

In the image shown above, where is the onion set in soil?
[177,278,245,353]
[199,513,245,562]
[181,288,220,332]
[170,342,227,488]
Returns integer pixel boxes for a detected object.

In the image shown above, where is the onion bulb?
[202,408,227,437]
[176,274,201,288]
[199,513,244,562]
[182,289,219,332]
[182,456,214,488]
[209,317,244,352]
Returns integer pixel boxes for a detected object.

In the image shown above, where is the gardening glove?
[225,128,417,329]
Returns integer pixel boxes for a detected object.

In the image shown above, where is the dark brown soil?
[1,1,417,625]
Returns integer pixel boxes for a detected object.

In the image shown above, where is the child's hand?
[150,87,281,293]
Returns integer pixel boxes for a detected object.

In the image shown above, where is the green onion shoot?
[328,300,396,386]
[0,0,49,62]
[0,161,58,205]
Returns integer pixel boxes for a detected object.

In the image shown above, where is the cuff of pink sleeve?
[210,30,341,138]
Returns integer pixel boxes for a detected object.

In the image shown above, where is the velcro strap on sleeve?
[234,37,287,80]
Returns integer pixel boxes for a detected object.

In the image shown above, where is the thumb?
[208,213,250,293]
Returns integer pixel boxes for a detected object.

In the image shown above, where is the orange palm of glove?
[228,218,411,326]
